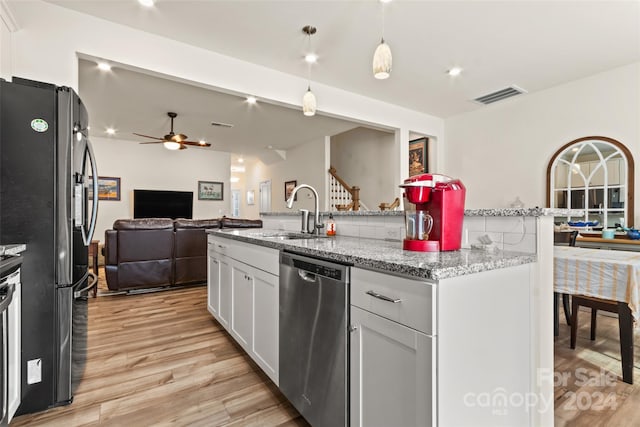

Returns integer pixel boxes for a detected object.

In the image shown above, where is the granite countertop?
[261,207,583,217]
[207,229,536,281]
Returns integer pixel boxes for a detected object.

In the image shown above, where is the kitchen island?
[207,222,544,426]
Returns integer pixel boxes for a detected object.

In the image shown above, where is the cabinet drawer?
[208,235,279,276]
[351,268,436,335]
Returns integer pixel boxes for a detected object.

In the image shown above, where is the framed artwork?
[285,180,297,202]
[247,190,255,205]
[89,176,120,201]
[409,137,428,177]
[198,181,224,200]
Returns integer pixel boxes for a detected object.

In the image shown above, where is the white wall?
[92,136,230,240]
[244,137,327,215]
[6,0,445,197]
[0,2,14,79]
[230,157,261,220]
[445,62,640,225]
[331,127,396,209]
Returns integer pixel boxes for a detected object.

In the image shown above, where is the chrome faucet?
[286,184,324,235]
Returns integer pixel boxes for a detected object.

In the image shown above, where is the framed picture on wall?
[88,176,121,201]
[247,190,255,205]
[285,180,297,202]
[198,181,224,200]
[409,137,428,177]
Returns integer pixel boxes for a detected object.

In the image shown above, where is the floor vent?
[473,85,527,105]
[211,121,234,128]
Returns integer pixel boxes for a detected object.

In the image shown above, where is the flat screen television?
[133,189,193,219]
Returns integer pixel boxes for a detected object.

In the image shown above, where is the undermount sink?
[257,232,329,240]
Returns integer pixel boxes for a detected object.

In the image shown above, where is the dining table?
[554,245,640,383]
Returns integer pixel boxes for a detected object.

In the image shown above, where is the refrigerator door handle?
[82,139,99,246]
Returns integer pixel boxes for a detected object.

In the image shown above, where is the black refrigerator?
[0,77,99,414]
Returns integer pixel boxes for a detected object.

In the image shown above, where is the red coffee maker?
[400,173,466,252]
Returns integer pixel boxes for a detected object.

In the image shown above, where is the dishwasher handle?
[298,269,317,283]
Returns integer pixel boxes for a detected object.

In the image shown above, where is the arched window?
[547,136,634,228]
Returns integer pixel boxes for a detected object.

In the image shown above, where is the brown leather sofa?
[104,217,261,292]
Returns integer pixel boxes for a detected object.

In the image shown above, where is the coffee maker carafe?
[400,173,466,252]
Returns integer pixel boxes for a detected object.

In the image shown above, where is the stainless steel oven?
[0,261,18,427]
[279,251,350,427]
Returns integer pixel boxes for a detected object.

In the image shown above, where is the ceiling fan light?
[163,141,181,150]
[302,88,317,116]
[373,40,392,79]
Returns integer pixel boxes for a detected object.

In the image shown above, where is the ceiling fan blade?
[179,144,187,150]
[182,140,212,147]
[139,141,164,144]
[133,132,164,140]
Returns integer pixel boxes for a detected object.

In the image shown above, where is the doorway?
[231,189,240,218]
[259,180,271,213]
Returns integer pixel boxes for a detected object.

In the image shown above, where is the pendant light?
[373,0,392,79]
[302,25,317,116]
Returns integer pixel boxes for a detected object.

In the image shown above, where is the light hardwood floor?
[10,269,640,426]
[554,309,640,426]
[11,270,308,426]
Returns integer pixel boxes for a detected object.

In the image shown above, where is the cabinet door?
[350,306,434,427]
[251,266,279,384]
[218,255,231,330]
[231,263,253,350]
[207,249,220,319]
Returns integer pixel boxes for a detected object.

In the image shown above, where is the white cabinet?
[230,263,253,349]
[207,247,220,318]
[251,265,278,381]
[207,244,231,329]
[350,306,434,427]
[207,234,279,384]
[351,265,533,427]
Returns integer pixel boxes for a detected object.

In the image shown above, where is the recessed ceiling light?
[238,157,244,163]
[246,96,257,104]
[230,176,240,183]
[97,62,111,71]
[447,67,463,77]
[380,0,392,3]
[138,0,155,7]
[304,53,318,64]
[106,127,115,135]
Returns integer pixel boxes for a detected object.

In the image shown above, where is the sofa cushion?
[113,218,174,230]
[220,217,263,228]
[174,218,220,229]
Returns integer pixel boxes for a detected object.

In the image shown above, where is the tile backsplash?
[261,212,537,254]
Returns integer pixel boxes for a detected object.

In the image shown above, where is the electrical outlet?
[27,358,42,384]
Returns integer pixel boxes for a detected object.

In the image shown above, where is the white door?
[350,306,434,427]
[231,189,240,217]
[207,249,220,319]
[259,180,271,213]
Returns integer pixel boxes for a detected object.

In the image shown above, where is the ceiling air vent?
[211,121,234,128]
[473,85,527,105]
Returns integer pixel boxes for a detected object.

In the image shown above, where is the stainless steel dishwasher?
[279,251,350,427]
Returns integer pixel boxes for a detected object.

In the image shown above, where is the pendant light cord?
[381,2,386,43]
[307,31,312,89]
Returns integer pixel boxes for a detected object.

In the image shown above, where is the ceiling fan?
[134,112,212,150]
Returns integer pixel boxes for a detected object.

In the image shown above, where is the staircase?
[328,166,369,211]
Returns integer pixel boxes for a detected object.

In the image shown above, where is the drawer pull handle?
[366,290,401,303]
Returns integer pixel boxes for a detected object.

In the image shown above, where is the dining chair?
[554,230,577,336]
[570,295,633,384]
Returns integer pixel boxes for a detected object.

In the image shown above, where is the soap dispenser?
[326,213,336,236]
